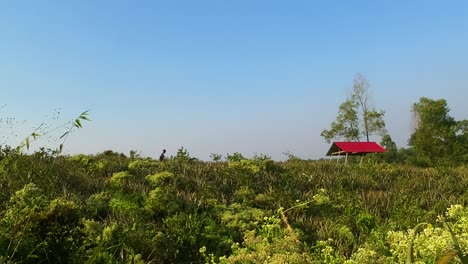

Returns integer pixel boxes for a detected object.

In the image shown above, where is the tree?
[455,120,468,162]
[380,134,398,163]
[321,74,386,143]
[320,99,360,142]
[409,97,467,166]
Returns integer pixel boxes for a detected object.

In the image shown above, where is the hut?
[326,142,386,164]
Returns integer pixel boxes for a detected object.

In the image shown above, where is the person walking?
[159,149,166,161]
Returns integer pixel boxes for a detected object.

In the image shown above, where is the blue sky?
[1,1,467,160]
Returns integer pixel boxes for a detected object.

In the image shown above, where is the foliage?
[321,98,360,143]
[379,134,398,163]
[0,149,467,263]
[217,216,313,264]
[409,97,468,166]
[174,146,197,162]
[226,152,246,162]
[321,74,386,143]
[386,204,468,263]
[13,110,91,155]
[210,153,223,162]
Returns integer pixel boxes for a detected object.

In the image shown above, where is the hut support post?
[345,153,349,164]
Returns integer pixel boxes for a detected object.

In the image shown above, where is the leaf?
[60,132,69,139]
[406,239,414,264]
[406,223,428,264]
[446,222,462,254]
[74,119,82,128]
[79,111,91,121]
[31,132,39,139]
[55,144,64,155]
[436,249,457,264]
[26,137,30,150]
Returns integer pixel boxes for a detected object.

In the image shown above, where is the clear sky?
[1,1,467,160]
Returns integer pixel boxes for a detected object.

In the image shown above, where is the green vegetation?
[409,97,468,166]
[321,74,386,143]
[0,93,466,263]
[0,150,467,263]
[322,74,467,167]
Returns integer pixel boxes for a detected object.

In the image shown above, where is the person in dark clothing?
[159,149,166,161]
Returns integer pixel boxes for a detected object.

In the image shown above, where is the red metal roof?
[326,142,386,156]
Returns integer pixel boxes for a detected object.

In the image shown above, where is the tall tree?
[409,97,467,166]
[321,74,386,143]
